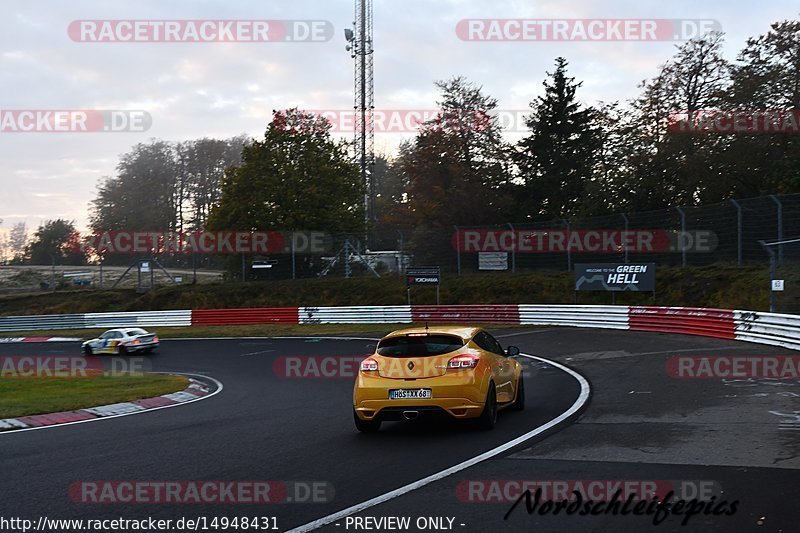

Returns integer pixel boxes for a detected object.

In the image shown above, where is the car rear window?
[126,329,148,336]
[376,334,464,357]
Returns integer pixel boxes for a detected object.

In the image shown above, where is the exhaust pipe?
[402,410,420,421]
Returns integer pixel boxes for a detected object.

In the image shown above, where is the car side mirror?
[506,346,520,358]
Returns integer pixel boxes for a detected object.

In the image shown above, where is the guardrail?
[519,305,629,329]
[299,306,412,324]
[0,313,87,332]
[735,310,800,350]
[193,308,299,326]
[0,310,193,332]
[86,310,191,328]
[0,305,799,352]
[630,306,736,339]
[413,305,520,324]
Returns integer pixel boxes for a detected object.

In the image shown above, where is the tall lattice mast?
[345,0,375,233]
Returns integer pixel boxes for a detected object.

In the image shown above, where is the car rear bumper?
[355,399,485,421]
[124,341,159,352]
[353,372,489,421]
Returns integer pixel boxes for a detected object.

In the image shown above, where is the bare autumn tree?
[402,77,514,228]
[623,34,730,209]
[90,136,248,235]
[90,140,177,233]
[8,222,28,262]
[723,20,800,196]
[176,136,249,231]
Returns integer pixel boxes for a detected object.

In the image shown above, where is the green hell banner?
[575,263,656,292]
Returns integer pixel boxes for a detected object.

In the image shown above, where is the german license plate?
[389,389,432,400]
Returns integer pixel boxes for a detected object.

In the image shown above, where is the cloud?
[1,0,798,230]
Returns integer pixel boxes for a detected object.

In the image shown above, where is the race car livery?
[82,328,159,355]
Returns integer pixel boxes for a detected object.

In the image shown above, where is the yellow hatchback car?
[353,326,524,432]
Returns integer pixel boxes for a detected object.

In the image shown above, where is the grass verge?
[0,373,189,419]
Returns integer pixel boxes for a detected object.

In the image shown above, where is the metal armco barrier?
[735,311,800,350]
[0,310,192,332]
[192,308,299,326]
[518,305,629,329]
[299,306,412,324]
[412,305,520,324]
[85,310,192,328]
[0,305,799,352]
[0,313,87,332]
[629,306,736,339]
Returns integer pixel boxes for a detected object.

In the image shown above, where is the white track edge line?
[0,372,223,437]
[286,353,591,533]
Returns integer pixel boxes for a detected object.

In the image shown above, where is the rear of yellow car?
[353,327,524,432]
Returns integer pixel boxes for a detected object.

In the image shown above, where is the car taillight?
[153,337,159,342]
[360,358,379,372]
[448,354,479,369]
[133,340,141,345]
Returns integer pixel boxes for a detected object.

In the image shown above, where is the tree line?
[12,19,800,267]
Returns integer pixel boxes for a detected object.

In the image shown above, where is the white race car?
[82,328,159,355]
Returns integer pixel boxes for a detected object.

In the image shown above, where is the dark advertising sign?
[406,267,441,286]
[575,263,656,292]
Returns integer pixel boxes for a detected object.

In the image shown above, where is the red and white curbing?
[0,378,211,432]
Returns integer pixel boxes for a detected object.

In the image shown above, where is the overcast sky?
[1,0,798,232]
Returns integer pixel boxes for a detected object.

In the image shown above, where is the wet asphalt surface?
[0,328,797,532]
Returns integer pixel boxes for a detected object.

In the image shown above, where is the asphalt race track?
[0,328,798,532]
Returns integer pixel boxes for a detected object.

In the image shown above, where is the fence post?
[291,232,296,280]
[730,199,742,266]
[563,219,572,272]
[345,240,352,278]
[770,195,783,267]
[507,222,516,273]
[676,207,687,267]
[621,213,629,263]
[454,225,461,276]
[396,229,405,276]
[760,240,777,313]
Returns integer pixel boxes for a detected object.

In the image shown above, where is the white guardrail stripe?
[518,305,630,330]
[0,310,192,332]
[85,310,192,328]
[734,310,800,350]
